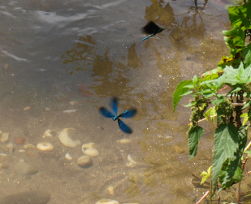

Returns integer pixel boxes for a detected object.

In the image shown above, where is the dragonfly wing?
[110,97,118,115]
[118,119,132,134]
[119,109,137,118]
[99,107,115,118]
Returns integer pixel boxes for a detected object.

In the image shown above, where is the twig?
[244,141,251,152]
[196,190,210,204]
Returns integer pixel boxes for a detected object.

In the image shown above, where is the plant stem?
[195,190,210,204]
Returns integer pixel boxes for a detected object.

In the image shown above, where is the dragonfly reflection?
[99,97,137,134]
[142,21,164,41]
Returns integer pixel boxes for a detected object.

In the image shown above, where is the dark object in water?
[142,21,164,35]
[141,21,164,41]
[99,97,137,134]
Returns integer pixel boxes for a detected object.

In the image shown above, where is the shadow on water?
[0,0,236,203]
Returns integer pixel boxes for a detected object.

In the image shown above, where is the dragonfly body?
[99,98,137,134]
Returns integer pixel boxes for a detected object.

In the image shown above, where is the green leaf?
[204,106,217,121]
[215,63,251,86]
[241,113,249,125]
[172,80,192,110]
[188,126,204,157]
[212,124,239,185]
[244,49,251,67]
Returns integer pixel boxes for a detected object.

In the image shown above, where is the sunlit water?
[0,0,233,203]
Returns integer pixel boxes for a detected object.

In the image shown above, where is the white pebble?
[36,142,54,151]
[126,154,137,167]
[96,199,119,204]
[83,148,99,157]
[81,142,95,149]
[58,128,80,148]
[65,153,73,160]
[77,155,92,168]
[116,138,131,144]
[42,129,54,138]
[63,109,77,113]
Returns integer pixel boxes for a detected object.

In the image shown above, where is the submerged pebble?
[106,186,115,195]
[42,129,54,138]
[14,137,26,145]
[58,128,80,148]
[77,155,92,168]
[0,132,9,143]
[63,109,77,113]
[81,142,95,149]
[6,143,14,153]
[126,155,137,167]
[83,148,99,157]
[0,191,50,204]
[23,144,35,149]
[96,199,119,204]
[65,152,73,160]
[116,138,131,144]
[14,160,38,176]
[82,143,99,157]
[36,142,54,151]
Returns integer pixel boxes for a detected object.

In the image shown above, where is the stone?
[83,148,99,157]
[6,143,14,153]
[106,186,114,195]
[63,109,77,113]
[77,155,92,168]
[14,160,38,176]
[0,132,9,143]
[116,138,131,144]
[58,128,80,148]
[81,142,95,149]
[24,144,35,149]
[23,106,31,111]
[14,137,26,145]
[42,129,54,138]
[65,152,73,160]
[36,142,54,152]
[81,143,99,157]
[0,191,50,204]
[96,199,120,204]
[126,155,137,167]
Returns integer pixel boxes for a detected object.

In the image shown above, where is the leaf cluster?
[172,0,251,193]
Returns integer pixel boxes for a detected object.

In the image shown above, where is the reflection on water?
[0,0,236,203]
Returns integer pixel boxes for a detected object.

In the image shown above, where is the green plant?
[172,0,251,202]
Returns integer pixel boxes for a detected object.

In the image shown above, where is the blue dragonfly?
[99,97,137,134]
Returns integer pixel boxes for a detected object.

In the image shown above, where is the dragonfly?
[99,97,137,134]
[142,21,164,41]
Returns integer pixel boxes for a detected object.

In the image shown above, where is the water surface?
[0,0,231,203]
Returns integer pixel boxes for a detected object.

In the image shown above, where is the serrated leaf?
[212,124,239,185]
[172,80,193,110]
[215,63,251,86]
[188,126,204,157]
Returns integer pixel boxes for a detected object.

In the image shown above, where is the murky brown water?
[0,0,235,203]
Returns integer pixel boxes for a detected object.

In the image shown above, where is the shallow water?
[0,0,233,203]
